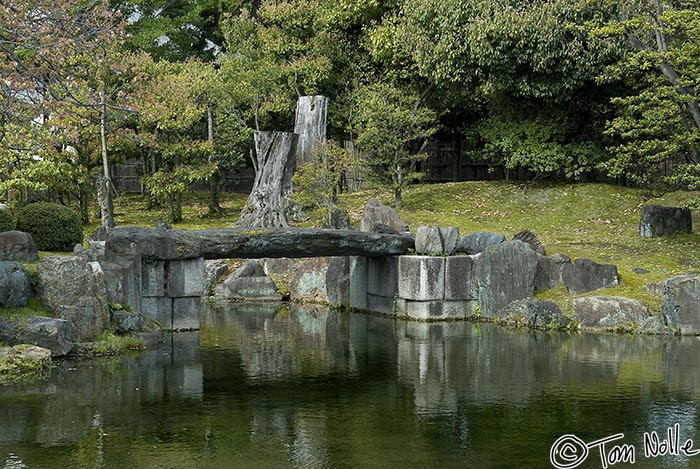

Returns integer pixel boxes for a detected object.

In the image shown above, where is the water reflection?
[0,303,699,468]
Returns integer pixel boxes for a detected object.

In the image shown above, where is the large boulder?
[204,260,230,295]
[454,231,505,255]
[636,315,675,335]
[0,345,51,376]
[534,253,572,291]
[0,261,33,307]
[639,205,692,238]
[111,311,159,335]
[562,259,619,295]
[0,231,39,262]
[502,298,571,330]
[0,316,73,357]
[662,276,700,334]
[573,296,650,330]
[289,257,349,307]
[38,256,109,341]
[215,260,266,297]
[474,240,539,318]
[224,277,282,301]
[414,226,459,256]
[358,198,409,234]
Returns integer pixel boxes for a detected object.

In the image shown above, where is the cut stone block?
[167,258,205,297]
[172,297,201,331]
[367,294,395,316]
[141,259,165,297]
[349,256,368,310]
[398,256,445,301]
[396,298,476,320]
[414,226,459,256]
[367,256,398,298]
[141,296,172,330]
[445,255,479,300]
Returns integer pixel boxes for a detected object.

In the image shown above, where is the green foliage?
[353,81,438,207]
[0,210,15,233]
[16,202,83,252]
[93,331,146,356]
[292,140,354,221]
[142,164,216,222]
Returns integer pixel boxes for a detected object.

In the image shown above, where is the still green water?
[2,302,700,469]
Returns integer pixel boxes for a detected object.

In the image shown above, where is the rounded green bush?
[0,210,15,233]
[16,202,83,251]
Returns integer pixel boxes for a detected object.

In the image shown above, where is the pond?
[1,302,700,469]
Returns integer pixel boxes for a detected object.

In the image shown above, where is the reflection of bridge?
[102,226,414,331]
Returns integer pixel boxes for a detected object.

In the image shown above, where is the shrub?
[0,210,15,232]
[16,202,83,251]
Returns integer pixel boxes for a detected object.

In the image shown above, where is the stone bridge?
[103,227,415,331]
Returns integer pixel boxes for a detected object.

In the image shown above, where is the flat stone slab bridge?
[103,227,415,330]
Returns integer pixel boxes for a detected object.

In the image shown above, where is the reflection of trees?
[3,305,700,468]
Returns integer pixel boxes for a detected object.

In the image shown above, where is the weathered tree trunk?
[207,107,223,215]
[238,131,299,228]
[294,95,328,167]
[98,90,115,228]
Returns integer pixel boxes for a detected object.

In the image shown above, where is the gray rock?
[474,240,539,318]
[261,258,297,276]
[503,298,571,329]
[87,240,106,260]
[414,226,459,256]
[573,296,650,329]
[512,229,546,255]
[5,316,73,357]
[632,267,650,274]
[367,256,398,298]
[349,256,368,310]
[0,231,39,262]
[534,253,572,291]
[662,276,700,334]
[455,231,506,254]
[141,259,165,297]
[226,276,282,301]
[101,257,141,311]
[358,199,409,234]
[106,226,413,260]
[636,315,675,335]
[562,259,619,295]
[111,311,158,335]
[0,261,33,307]
[38,256,110,341]
[216,260,267,297]
[646,281,664,297]
[204,260,230,295]
[639,205,692,238]
[0,203,9,213]
[289,257,349,307]
[396,298,476,320]
[445,255,479,300]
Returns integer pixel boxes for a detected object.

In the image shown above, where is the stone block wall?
[351,255,479,320]
[139,257,204,331]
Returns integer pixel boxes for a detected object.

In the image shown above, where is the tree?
[585,0,700,188]
[353,81,438,207]
[132,55,215,222]
[0,0,131,227]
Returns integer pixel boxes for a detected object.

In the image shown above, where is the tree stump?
[294,95,328,167]
[238,131,299,228]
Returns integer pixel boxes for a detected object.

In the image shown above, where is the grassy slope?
[74,181,700,315]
